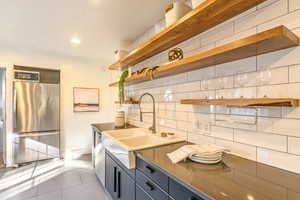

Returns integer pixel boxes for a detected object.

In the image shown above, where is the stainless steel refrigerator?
[13,68,60,165]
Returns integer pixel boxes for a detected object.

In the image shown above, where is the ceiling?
[0,0,168,66]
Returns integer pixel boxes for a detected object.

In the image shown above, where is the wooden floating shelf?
[115,100,139,105]
[181,98,300,107]
[109,26,300,87]
[109,82,119,87]
[108,0,268,70]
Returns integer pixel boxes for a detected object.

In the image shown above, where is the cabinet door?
[117,168,135,200]
[105,154,118,200]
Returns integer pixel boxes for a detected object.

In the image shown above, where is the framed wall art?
[73,87,99,112]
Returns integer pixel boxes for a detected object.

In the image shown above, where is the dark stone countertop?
[136,142,300,200]
[91,123,137,133]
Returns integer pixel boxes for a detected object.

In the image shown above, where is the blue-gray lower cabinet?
[105,151,207,200]
[136,185,154,200]
[105,153,135,200]
[169,178,204,200]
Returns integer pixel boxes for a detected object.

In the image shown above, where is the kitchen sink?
[105,128,148,139]
[102,128,185,168]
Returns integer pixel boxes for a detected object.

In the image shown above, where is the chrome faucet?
[139,93,156,134]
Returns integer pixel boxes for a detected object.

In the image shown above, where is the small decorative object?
[115,111,125,128]
[128,67,132,77]
[165,1,192,27]
[114,50,129,61]
[119,71,128,102]
[145,66,160,80]
[73,88,99,112]
[168,48,184,62]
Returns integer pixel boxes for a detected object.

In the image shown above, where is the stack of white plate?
[189,152,223,164]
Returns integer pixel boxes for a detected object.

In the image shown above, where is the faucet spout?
[139,93,156,134]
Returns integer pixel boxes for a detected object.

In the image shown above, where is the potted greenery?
[118,71,128,102]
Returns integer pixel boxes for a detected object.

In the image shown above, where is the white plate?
[189,157,222,164]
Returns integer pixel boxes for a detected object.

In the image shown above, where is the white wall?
[0,47,115,166]
[117,0,300,174]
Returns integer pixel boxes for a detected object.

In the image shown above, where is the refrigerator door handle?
[13,86,17,130]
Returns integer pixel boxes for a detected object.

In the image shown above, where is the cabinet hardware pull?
[145,165,155,173]
[113,167,117,192]
[117,171,121,198]
[145,181,155,191]
[190,196,201,200]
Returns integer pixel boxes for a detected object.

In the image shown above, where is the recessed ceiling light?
[70,38,81,45]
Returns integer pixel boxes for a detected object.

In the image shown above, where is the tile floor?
[0,154,111,200]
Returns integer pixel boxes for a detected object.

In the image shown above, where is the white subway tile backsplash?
[175,103,193,112]
[188,112,215,123]
[282,107,300,119]
[216,28,257,47]
[216,139,257,161]
[257,0,281,9]
[289,0,300,12]
[201,76,234,90]
[193,105,215,114]
[175,111,188,121]
[257,107,282,118]
[215,106,230,115]
[257,148,300,173]
[188,133,216,144]
[234,67,289,88]
[288,137,300,155]
[289,64,300,83]
[215,57,257,77]
[257,9,300,32]
[216,114,257,131]
[216,87,257,99]
[187,67,215,82]
[189,90,215,100]
[230,107,257,116]
[159,119,177,129]
[257,84,288,98]
[201,21,234,46]
[235,0,288,32]
[257,46,300,69]
[234,129,287,152]
[159,103,176,111]
[211,126,234,141]
[177,121,193,132]
[257,117,300,137]
[176,81,201,92]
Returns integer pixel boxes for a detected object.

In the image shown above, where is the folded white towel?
[167,144,229,164]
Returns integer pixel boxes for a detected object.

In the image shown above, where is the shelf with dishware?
[108,26,300,87]
[108,0,268,71]
[180,98,300,107]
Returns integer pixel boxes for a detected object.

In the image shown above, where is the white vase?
[165,2,192,27]
[115,111,125,128]
[191,0,206,9]
[114,50,129,61]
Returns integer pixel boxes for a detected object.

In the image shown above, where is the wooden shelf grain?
[109,26,299,87]
[108,0,267,70]
[181,98,299,107]
[109,82,119,87]
[115,100,139,105]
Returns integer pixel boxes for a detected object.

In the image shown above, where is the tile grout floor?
[0,154,111,200]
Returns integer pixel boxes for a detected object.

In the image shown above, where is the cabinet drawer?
[169,178,204,200]
[136,157,168,191]
[136,170,168,200]
[136,185,153,200]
